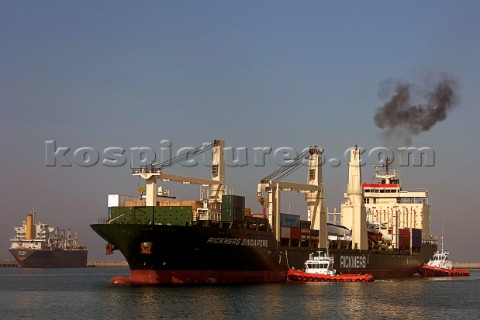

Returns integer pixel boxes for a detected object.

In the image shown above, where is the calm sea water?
[0,267,479,320]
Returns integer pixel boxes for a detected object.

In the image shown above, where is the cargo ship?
[10,210,88,268]
[91,140,437,284]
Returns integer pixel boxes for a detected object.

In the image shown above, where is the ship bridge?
[362,162,432,243]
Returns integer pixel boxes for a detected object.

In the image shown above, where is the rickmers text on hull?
[10,210,88,268]
[90,140,437,284]
[286,251,374,282]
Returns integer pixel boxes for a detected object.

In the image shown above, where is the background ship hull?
[91,224,436,284]
[9,249,88,268]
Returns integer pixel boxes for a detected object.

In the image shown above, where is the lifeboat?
[287,251,374,283]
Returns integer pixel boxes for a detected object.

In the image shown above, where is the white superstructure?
[10,210,83,251]
[362,160,434,246]
[304,251,336,275]
[425,237,452,269]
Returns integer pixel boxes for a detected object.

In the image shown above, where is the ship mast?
[441,217,445,253]
[340,146,368,251]
[374,157,399,185]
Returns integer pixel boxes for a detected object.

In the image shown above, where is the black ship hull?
[91,223,436,284]
[9,248,88,268]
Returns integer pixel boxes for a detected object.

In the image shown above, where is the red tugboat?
[287,251,374,282]
[418,237,470,277]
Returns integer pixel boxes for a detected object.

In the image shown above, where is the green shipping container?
[222,195,245,209]
[110,206,192,225]
[133,207,154,224]
[110,207,136,224]
[154,206,193,226]
[221,208,245,222]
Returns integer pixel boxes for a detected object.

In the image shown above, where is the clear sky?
[1,1,479,261]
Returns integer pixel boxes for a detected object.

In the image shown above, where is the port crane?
[132,140,225,207]
[257,146,328,249]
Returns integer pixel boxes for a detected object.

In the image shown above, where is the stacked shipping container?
[109,206,193,226]
[398,228,411,249]
[280,213,300,240]
[411,228,422,251]
[221,195,245,222]
[300,220,311,241]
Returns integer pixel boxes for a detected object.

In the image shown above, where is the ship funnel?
[26,213,35,240]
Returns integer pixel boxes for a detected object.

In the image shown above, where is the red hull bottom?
[419,266,470,277]
[110,270,287,284]
[287,270,374,282]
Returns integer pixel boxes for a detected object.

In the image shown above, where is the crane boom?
[257,146,327,249]
[132,140,225,206]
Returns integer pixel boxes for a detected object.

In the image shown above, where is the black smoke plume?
[373,72,459,145]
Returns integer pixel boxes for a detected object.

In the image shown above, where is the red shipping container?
[399,228,410,238]
[290,227,301,239]
[398,237,410,248]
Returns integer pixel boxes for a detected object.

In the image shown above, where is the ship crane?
[132,140,225,206]
[257,146,328,249]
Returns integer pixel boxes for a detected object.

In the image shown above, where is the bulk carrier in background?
[91,140,437,284]
[10,210,88,268]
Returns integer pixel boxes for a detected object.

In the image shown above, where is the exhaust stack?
[25,213,35,240]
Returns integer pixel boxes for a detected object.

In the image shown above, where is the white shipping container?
[108,194,120,207]
[281,226,291,238]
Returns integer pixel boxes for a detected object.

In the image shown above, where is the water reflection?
[350,279,428,319]
[1,268,479,319]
